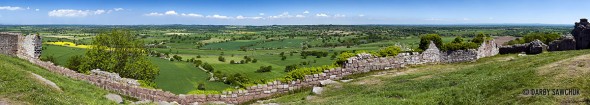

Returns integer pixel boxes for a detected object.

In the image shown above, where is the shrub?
[194,60,202,67]
[281,56,287,61]
[252,59,258,63]
[218,56,225,62]
[284,64,298,72]
[335,52,356,65]
[419,34,443,51]
[230,60,235,64]
[202,63,214,72]
[172,55,183,61]
[66,55,85,73]
[283,65,337,81]
[197,82,206,90]
[377,46,401,57]
[256,66,272,73]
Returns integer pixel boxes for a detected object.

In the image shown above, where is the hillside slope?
[0,54,119,104]
[267,50,590,105]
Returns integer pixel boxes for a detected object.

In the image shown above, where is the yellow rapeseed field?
[44,41,92,49]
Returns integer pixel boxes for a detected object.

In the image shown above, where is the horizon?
[0,0,588,25]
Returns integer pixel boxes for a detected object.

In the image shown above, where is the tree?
[452,36,464,43]
[419,34,443,51]
[230,60,236,64]
[79,30,159,82]
[202,63,214,72]
[378,46,401,57]
[172,55,183,61]
[252,59,258,63]
[256,66,272,73]
[281,56,287,61]
[218,56,225,62]
[471,33,486,44]
[66,55,85,72]
[197,83,205,90]
[285,64,298,72]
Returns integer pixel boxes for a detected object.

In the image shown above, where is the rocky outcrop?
[572,18,590,49]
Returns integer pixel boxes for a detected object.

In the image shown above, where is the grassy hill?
[267,50,590,104]
[0,54,120,104]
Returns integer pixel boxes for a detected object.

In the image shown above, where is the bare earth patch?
[30,73,62,92]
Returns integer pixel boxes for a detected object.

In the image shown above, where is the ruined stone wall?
[16,40,499,105]
[548,36,576,51]
[0,32,42,59]
[0,33,20,56]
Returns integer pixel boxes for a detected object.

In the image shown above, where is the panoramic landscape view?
[1,0,590,104]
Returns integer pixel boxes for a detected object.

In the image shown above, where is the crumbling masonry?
[0,32,42,59]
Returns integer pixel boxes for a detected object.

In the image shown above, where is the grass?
[0,54,119,104]
[41,44,87,65]
[200,40,261,50]
[151,57,231,94]
[269,50,590,105]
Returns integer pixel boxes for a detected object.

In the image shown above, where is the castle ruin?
[572,18,590,49]
[0,32,42,59]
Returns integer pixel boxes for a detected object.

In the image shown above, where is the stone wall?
[0,33,20,56]
[499,39,547,54]
[548,36,577,51]
[14,39,499,105]
[0,32,42,59]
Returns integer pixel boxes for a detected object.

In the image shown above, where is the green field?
[41,45,87,65]
[268,50,590,104]
[150,57,231,94]
[0,54,121,104]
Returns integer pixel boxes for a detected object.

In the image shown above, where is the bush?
[172,55,182,61]
[194,60,202,67]
[335,52,356,65]
[252,59,258,63]
[197,83,205,90]
[230,60,235,64]
[419,34,443,51]
[40,55,56,63]
[284,64,298,72]
[218,56,225,62]
[281,56,287,61]
[256,66,272,73]
[202,63,214,72]
[66,55,85,73]
[377,46,401,57]
[283,65,337,81]
[522,32,560,44]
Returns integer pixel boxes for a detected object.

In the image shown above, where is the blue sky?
[0,0,587,25]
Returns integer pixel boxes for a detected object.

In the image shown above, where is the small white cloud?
[0,6,24,11]
[463,18,471,21]
[206,14,230,19]
[145,12,164,16]
[165,10,178,15]
[426,18,442,21]
[358,14,365,17]
[295,14,305,18]
[181,13,203,17]
[334,14,346,18]
[26,7,30,10]
[114,8,124,11]
[94,10,106,15]
[259,13,265,15]
[269,12,293,19]
[236,15,245,19]
[35,9,40,11]
[316,13,329,17]
[303,10,309,14]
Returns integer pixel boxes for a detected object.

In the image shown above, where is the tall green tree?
[79,30,159,82]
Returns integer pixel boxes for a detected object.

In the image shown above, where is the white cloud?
[0,6,24,11]
[236,15,264,20]
[94,10,106,15]
[165,10,178,15]
[49,9,121,17]
[35,9,40,11]
[114,8,124,11]
[145,12,164,16]
[181,13,203,17]
[269,12,293,19]
[303,10,309,14]
[48,9,92,17]
[207,14,230,19]
[334,14,346,18]
[26,7,30,10]
[358,14,365,17]
[295,14,305,18]
[259,13,265,15]
[316,13,329,17]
